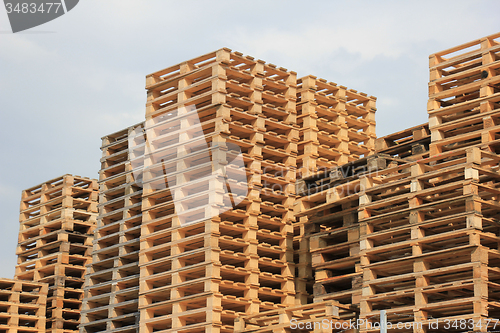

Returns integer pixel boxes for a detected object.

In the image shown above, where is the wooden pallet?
[296,75,376,177]
[14,174,98,333]
[429,33,500,156]
[138,51,301,332]
[375,123,430,159]
[0,278,47,333]
[81,124,143,333]
[234,300,357,333]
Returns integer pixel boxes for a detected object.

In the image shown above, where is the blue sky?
[0,0,499,277]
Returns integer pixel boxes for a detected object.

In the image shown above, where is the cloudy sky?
[0,0,499,278]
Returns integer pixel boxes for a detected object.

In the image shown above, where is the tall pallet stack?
[0,278,48,333]
[80,123,145,333]
[139,48,297,333]
[15,175,98,333]
[428,32,500,155]
[294,76,377,305]
[292,33,500,332]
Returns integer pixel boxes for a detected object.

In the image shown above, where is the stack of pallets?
[80,123,145,333]
[0,278,47,333]
[15,175,98,333]
[294,32,500,328]
[294,153,409,309]
[139,48,297,333]
[428,32,500,155]
[294,76,377,305]
[296,75,376,178]
[296,136,500,330]
[357,146,500,331]
[374,123,430,160]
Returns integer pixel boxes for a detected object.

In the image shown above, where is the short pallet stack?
[15,175,98,333]
[80,123,145,333]
[0,278,47,333]
[139,48,297,333]
[234,301,357,333]
[374,123,430,160]
[295,153,407,309]
[357,147,500,331]
[428,32,500,156]
[295,141,500,332]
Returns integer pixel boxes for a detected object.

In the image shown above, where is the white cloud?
[0,184,16,198]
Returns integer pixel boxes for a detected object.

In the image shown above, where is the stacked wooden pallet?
[295,152,411,309]
[296,75,376,178]
[80,123,145,333]
[374,123,430,160]
[234,301,357,333]
[297,130,500,330]
[139,48,297,333]
[0,278,48,333]
[15,175,98,333]
[428,32,500,155]
[294,76,377,305]
[357,146,500,331]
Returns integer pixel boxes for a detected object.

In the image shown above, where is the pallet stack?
[138,48,298,333]
[80,123,145,333]
[291,33,500,332]
[234,301,357,333]
[294,76,377,306]
[428,32,500,155]
[296,75,376,178]
[295,139,500,331]
[357,147,500,331]
[374,123,430,160]
[294,152,408,309]
[0,278,48,333]
[356,31,500,332]
[15,175,98,333]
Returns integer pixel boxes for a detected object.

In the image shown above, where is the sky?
[0,0,499,278]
